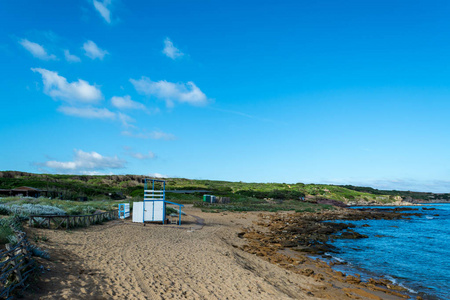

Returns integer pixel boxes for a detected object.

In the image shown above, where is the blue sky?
[1,0,450,192]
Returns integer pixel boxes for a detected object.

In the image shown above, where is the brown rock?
[301,268,314,276]
[314,273,325,281]
[345,275,361,284]
[342,288,382,300]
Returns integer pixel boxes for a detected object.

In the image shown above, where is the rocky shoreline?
[238,207,427,299]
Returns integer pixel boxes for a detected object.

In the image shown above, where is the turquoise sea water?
[327,204,450,300]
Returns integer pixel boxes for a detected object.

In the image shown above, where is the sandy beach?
[23,206,411,300]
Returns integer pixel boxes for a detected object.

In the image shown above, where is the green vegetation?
[0,197,126,244]
[165,206,178,215]
[0,215,24,244]
[0,197,119,215]
[0,196,178,242]
[0,217,16,244]
[340,185,450,202]
[0,173,124,200]
[2,170,446,245]
[2,171,448,211]
[194,197,334,213]
[166,193,204,204]
[0,171,395,203]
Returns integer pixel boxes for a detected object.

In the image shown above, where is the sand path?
[27,208,322,299]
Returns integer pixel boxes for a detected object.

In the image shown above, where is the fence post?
[5,243,23,286]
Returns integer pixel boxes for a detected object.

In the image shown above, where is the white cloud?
[149,173,168,178]
[43,149,126,173]
[129,151,156,160]
[58,107,135,127]
[64,50,81,62]
[32,68,103,103]
[123,146,156,159]
[111,95,146,110]
[118,112,136,127]
[83,40,109,60]
[93,0,112,23]
[81,171,114,175]
[58,106,115,119]
[19,39,56,60]
[130,77,208,107]
[121,130,176,140]
[162,37,184,59]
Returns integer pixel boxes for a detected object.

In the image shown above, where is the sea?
[325,204,450,300]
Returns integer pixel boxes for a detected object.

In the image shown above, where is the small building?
[0,186,46,198]
[203,194,217,203]
[132,179,183,225]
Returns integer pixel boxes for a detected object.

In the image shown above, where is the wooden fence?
[29,210,119,230]
[0,231,37,299]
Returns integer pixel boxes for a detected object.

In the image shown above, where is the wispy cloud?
[117,112,136,127]
[111,95,146,110]
[83,40,109,60]
[41,149,126,173]
[121,130,176,140]
[64,49,81,62]
[19,39,57,60]
[130,77,208,107]
[58,106,115,119]
[162,37,184,59]
[123,147,156,160]
[58,106,136,128]
[130,151,156,160]
[32,68,103,103]
[93,0,112,23]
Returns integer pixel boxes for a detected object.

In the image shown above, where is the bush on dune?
[0,204,66,218]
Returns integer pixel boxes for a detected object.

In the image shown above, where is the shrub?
[166,206,178,215]
[0,204,67,218]
[0,217,24,244]
[130,189,144,198]
[0,205,10,215]
[0,219,14,244]
[64,205,96,215]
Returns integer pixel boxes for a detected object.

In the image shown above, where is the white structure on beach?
[132,179,183,225]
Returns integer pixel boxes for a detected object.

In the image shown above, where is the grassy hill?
[2,171,446,206]
[339,185,450,203]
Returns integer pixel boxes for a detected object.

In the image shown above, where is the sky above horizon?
[1,0,450,192]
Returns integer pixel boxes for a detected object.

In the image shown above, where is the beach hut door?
[143,201,164,221]
[144,202,154,221]
[153,201,164,221]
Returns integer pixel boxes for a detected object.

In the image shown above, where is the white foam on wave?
[333,256,345,262]
[385,275,418,294]
[324,252,345,262]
